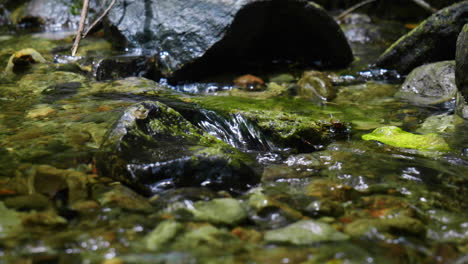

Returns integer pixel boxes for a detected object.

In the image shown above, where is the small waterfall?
[196,110,274,152]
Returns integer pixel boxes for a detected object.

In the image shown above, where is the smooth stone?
[396,61,457,105]
[344,216,426,237]
[0,202,22,238]
[189,198,247,225]
[145,220,184,250]
[264,220,349,245]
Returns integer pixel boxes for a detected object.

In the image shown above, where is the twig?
[71,0,90,56]
[335,0,377,21]
[410,0,437,13]
[83,0,117,38]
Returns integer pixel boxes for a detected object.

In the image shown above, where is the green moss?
[192,95,347,149]
[362,126,450,152]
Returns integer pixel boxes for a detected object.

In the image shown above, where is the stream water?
[0,21,467,264]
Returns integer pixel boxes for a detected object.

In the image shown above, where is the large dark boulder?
[103,0,353,82]
[96,101,259,196]
[456,24,468,100]
[375,1,468,74]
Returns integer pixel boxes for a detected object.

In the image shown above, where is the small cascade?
[196,109,274,152]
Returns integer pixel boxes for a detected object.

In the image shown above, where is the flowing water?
[0,24,467,264]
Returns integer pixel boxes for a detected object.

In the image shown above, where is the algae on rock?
[264,220,349,245]
[96,101,259,196]
[362,126,450,152]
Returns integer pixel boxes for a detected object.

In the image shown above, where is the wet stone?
[96,184,152,211]
[5,48,46,74]
[456,23,468,101]
[93,56,161,81]
[103,0,353,81]
[297,70,335,102]
[396,61,457,105]
[96,101,259,196]
[264,220,349,245]
[11,0,87,31]
[188,198,247,225]
[375,2,468,74]
[344,216,426,237]
[3,193,50,211]
[145,220,184,251]
[41,82,81,103]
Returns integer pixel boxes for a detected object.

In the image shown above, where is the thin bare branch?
[410,0,437,13]
[71,0,90,56]
[83,0,117,38]
[335,0,377,21]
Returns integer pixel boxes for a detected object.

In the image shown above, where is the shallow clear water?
[0,27,467,264]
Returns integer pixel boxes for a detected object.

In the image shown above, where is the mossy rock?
[4,48,46,74]
[362,126,450,152]
[344,216,426,237]
[188,198,248,225]
[264,220,349,245]
[456,23,468,101]
[375,2,468,74]
[18,71,87,94]
[194,96,350,152]
[96,101,259,196]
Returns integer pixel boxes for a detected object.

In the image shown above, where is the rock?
[21,210,67,227]
[3,193,50,211]
[34,165,90,204]
[375,2,468,74]
[456,24,468,101]
[96,184,152,211]
[247,190,303,229]
[172,224,239,252]
[103,0,353,81]
[264,220,349,245]
[86,77,171,96]
[4,48,46,74]
[11,0,82,30]
[145,220,184,251]
[194,96,350,152]
[18,71,86,94]
[41,82,81,103]
[297,70,335,102]
[0,201,22,238]
[93,56,161,81]
[344,216,426,237]
[0,147,18,178]
[362,126,450,153]
[233,74,265,91]
[26,104,56,119]
[268,73,295,84]
[96,101,259,196]
[455,92,468,119]
[189,198,247,225]
[416,114,464,134]
[396,61,457,105]
[228,82,288,99]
